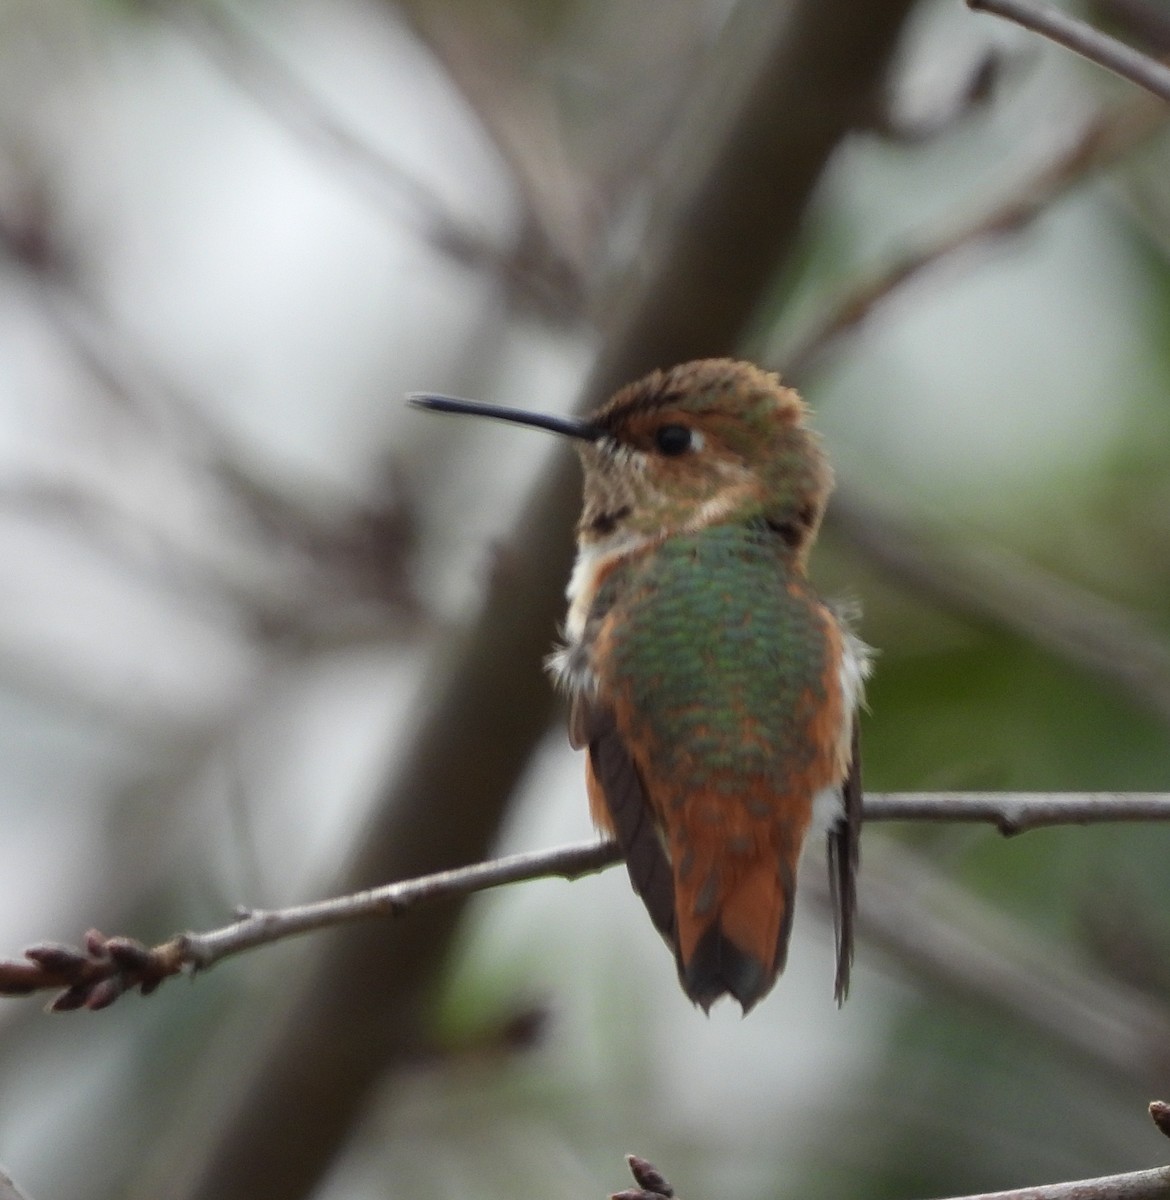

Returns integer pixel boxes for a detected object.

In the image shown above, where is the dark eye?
[654,424,692,456]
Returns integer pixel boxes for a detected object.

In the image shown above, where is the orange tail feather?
[674,830,802,1012]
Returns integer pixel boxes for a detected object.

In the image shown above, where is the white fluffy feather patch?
[547,531,653,695]
[811,619,872,838]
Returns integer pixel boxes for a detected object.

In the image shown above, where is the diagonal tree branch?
[968,0,1170,101]
[782,96,1167,378]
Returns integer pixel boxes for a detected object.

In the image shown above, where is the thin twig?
[783,96,1166,377]
[4,793,1170,1010]
[185,838,621,968]
[968,0,1170,101]
[612,1154,1170,1200]
[865,791,1170,834]
[940,1163,1170,1200]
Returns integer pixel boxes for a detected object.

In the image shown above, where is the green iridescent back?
[594,522,833,794]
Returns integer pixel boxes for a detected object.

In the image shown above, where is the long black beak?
[407,393,603,442]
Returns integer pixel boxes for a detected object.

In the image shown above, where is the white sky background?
[0,0,1162,1197]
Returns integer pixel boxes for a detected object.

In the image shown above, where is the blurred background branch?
[138,0,591,319]
[968,0,1170,100]
[0,1166,33,1200]
[781,94,1167,378]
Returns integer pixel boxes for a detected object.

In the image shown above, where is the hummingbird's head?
[578,359,832,564]
[408,358,832,566]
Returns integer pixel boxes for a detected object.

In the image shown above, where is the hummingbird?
[410,359,870,1011]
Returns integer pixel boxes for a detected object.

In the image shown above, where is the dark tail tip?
[680,926,781,1014]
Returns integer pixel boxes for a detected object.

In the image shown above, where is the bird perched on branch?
[411,359,870,1011]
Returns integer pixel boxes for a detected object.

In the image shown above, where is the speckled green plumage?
[593,522,832,794]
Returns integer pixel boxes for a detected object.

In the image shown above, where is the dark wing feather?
[585,702,677,944]
[827,718,862,1005]
[567,690,594,751]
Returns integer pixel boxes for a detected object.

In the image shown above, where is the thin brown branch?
[612,1149,1170,1200]
[941,1164,1170,1200]
[184,838,620,970]
[612,1154,1170,1200]
[0,841,621,1010]
[783,96,1166,377]
[5,793,1170,1010]
[968,0,1170,101]
[866,791,1170,834]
